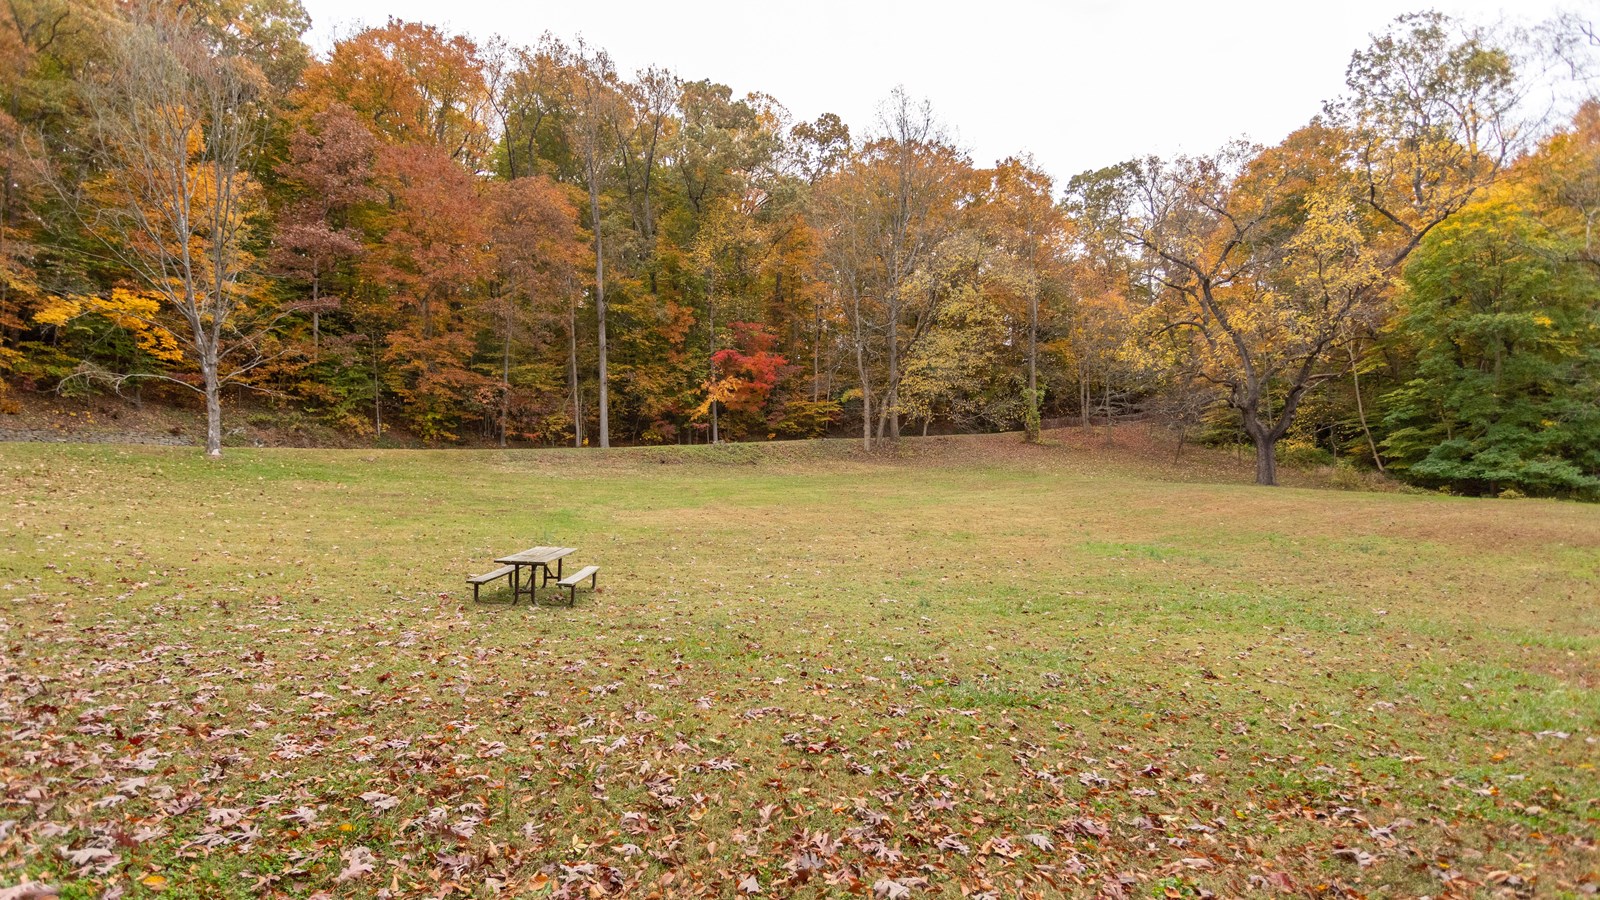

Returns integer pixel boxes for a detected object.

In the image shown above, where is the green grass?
[0,429,1596,898]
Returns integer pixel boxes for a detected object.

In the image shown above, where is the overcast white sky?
[299,0,1576,185]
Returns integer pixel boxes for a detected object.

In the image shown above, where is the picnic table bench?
[467,564,515,602]
[554,565,600,605]
[468,546,600,606]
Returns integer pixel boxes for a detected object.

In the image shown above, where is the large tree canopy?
[1,1,1595,496]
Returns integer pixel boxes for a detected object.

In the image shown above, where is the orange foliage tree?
[364,142,489,441]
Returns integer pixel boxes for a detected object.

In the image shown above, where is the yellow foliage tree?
[33,288,189,364]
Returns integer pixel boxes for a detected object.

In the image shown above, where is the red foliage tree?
[273,104,376,356]
[701,322,789,438]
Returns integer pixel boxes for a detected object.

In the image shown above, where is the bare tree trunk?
[1348,343,1385,473]
[0,103,14,347]
[849,284,872,451]
[202,357,222,458]
[500,305,511,448]
[885,302,900,442]
[564,43,614,447]
[1079,362,1090,429]
[1103,372,1113,444]
[1253,434,1278,485]
[708,268,718,443]
[812,299,821,402]
[1025,288,1039,443]
[856,343,872,452]
[569,290,583,448]
[590,185,609,448]
[372,343,381,438]
[860,387,872,449]
[310,276,320,361]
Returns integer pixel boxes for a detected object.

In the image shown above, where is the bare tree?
[72,6,277,457]
[811,179,877,449]
[562,39,618,447]
[812,89,968,449]
[871,89,963,442]
[612,64,677,248]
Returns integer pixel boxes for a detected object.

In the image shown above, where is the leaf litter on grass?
[0,436,1596,898]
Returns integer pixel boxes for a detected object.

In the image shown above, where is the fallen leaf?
[337,846,376,882]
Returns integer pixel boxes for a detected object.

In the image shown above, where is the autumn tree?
[1535,98,1600,260]
[0,0,50,391]
[1128,14,1518,486]
[671,81,783,219]
[366,142,489,441]
[299,19,491,167]
[612,65,676,253]
[1337,11,1518,266]
[812,90,970,449]
[691,195,754,441]
[176,0,311,97]
[790,112,851,186]
[73,5,278,457]
[896,231,1016,433]
[484,174,584,446]
[272,103,375,357]
[1,0,103,404]
[490,35,577,181]
[683,95,787,440]
[1059,163,1151,431]
[975,156,1066,441]
[696,321,788,440]
[1128,139,1380,485]
[865,91,970,444]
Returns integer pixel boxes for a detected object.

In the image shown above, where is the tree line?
[1,0,1597,496]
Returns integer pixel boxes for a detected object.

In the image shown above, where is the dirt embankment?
[0,392,387,449]
[0,425,191,445]
[0,390,1396,494]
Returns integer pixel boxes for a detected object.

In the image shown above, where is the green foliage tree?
[1382,180,1600,497]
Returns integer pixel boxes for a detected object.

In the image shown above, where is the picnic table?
[495,546,575,605]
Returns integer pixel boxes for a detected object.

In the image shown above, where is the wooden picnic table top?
[495,546,576,566]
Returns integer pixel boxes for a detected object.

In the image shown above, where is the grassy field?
[1,428,1596,899]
